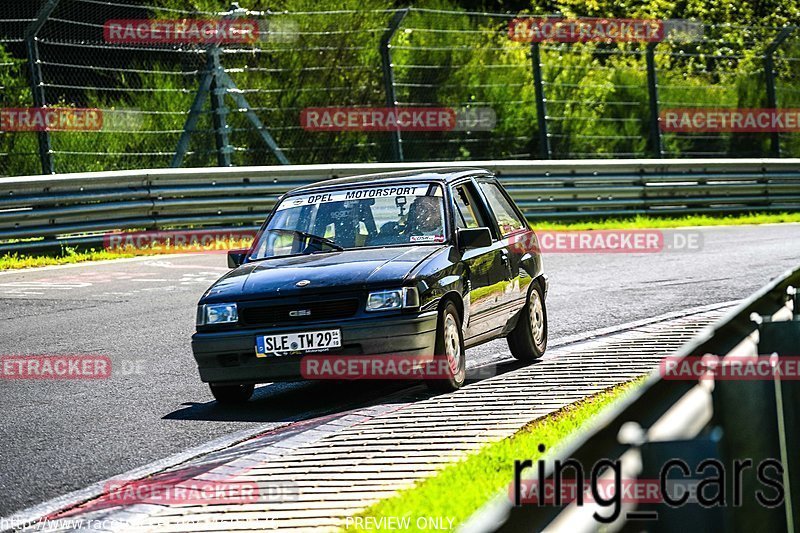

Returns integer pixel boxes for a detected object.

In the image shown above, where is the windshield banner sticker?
[410,235,445,243]
[276,185,431,211]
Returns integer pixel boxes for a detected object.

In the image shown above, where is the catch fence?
[0,2,798,176]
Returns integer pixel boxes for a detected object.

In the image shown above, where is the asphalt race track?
[1,224,799,516]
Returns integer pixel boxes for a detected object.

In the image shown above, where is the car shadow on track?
[162,357,536,424]
[163,379,418,423]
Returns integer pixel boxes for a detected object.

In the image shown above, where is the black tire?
[209,383,255,404]
[426,301,466,392]
[507,281,547,362]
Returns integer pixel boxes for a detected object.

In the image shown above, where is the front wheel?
[209,383,255,404]
[426,302,466,392]
[507,281,547,362]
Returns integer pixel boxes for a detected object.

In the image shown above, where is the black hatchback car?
[192,168,547,403]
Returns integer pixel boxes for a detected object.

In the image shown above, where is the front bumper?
[191,311,438,384]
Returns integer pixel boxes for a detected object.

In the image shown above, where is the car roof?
[287,167,492,195]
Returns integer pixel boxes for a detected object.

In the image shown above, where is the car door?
[450,179,511,340]
[475,178,530,322]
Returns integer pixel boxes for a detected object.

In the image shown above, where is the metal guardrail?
[2,158,800,253]
[462,265,800,532]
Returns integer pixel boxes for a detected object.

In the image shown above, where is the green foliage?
[0,47,38,176]
[1,0,797,176]
[51,68,214,172]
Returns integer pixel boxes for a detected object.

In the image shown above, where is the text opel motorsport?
[192,169,548,403]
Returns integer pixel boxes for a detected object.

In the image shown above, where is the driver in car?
[405,196,444,241]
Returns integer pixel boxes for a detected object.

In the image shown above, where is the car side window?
[477,181,527,238]
[452,183,485,229]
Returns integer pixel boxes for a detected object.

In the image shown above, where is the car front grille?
[239,298,360,326]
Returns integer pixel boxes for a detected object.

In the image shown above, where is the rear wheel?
[209,383,254,404]
[426,302,466,392]
[507,281,547,362]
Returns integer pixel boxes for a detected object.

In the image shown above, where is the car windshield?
[249,183,447,259]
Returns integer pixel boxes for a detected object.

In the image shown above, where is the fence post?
[24,0,60,175]
[173,3,288,167]
[209,48,232,167]
[530,42,550,159]
[216,69,290,164]
[645,42,663,158]
[170,60,213,167]
[765,26,796,157]
[380,8,409,162]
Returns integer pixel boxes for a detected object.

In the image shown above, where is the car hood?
[202,246,442,302]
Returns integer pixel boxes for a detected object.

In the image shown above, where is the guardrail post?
[380,8,409,163]
[646,42,663,158]
[639,436,728,529]
[531,42,551,159]
[758,307,800,531]
[25,0,60,175]
[714,378,789,531]
[765,27,796,157]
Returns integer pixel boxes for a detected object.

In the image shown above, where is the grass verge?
[2,212,798,271]
[344,379,643,532]
[531,212,800,230]
[0,238,252,271]
[0,248,139,270]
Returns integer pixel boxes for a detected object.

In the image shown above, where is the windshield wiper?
[271,228,344,252]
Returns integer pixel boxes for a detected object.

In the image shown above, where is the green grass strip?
[530,212,800,230]
[344,379,643,532]
[0,248,138,270]
[2,212,798,271]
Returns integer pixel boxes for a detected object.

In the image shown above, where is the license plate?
[255,329,341,357]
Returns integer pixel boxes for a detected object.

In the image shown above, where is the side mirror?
[457,227,492,251]
[227,249,248,269]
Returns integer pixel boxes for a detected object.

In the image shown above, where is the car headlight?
[197,303,238,325]
[366,287,419,312]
